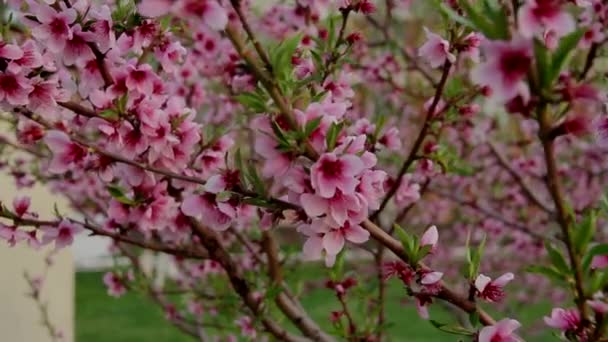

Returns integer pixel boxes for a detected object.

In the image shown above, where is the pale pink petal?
[322,230,345,255]
[300,193,328,217]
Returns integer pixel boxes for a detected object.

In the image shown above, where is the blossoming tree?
[0,0,607,340]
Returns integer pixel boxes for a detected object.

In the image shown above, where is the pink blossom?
[103,272,127,297]
[41,220,84,250]
[12,196,31,217]
[44,130,88,174]
[126,64,156,94]
[471,38,532,102]
[544,307,581,332]
[310,153,364,198]
[180,1,228,31]
[418,28,455,68]
[478,318,521,342]
[588,300,608,314]
[0,41,23,60]
[181,193,233,231]
[357,170,387,210]
[235,316,256,339]
[322,220,370,256]
[31,5,78,53]
[138,0,173,17]
[593,116,608,147]
[7,40,43,73]
[63,25,94,66]
[395,175,421,207]
[0,224,27,247]
[0,71,34,105]
[300,190,366,226]
[420,225,438,249]
[420,271,443,285]
[518,0,575,40]
[474,273,514,302]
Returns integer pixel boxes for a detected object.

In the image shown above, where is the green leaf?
[457,0,504,40]
[394,224,414,259]
[270,34,301,82]
[545,242,570,274]
[574,210,597,254]
[548,29,585,85]
[303,117,322,139]
[437,3,476,29]
[107,184,137,206]
[469,311,480,327]
[234,148,248,188]
[526,265,566,283]
[429,320,474,336]
[325,122,342,151]
[270,119,289,145]
[534,39,551,89]
[235,92,267,113]
[246,162,266,196]
[99,109,119,121]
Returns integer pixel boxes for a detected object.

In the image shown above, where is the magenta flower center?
[49,18,68,36]
[319,159,343,179]
[499,50,531,82]
[532,0,561,19]
[0,74,18,92]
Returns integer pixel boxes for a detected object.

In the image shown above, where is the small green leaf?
[548,29,585,85]
[303,117,322,139]
[457,0,503,40]
[534,39,551,89]
[545,242,570,273]
[99,109,119,120]
[469,311,480,327]
[429,320,474,336]
[437,3,475,29]
[235,92,267,113]
[325,122,342,151]
[526,265,566,283]
[107,184,137,206]
[574,210,597,254]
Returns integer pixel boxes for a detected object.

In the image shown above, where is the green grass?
[76,271,555,341]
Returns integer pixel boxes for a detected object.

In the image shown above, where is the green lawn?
[76,271,555,341]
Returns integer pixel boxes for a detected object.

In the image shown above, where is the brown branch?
[487,140,554,213]
[189,220,310,342]
[361,218,496,325]
[87,42,114,87]
[371,60,452,220]
[537,104,589,322]
[228,0,273,71]
[428,188,548,241]
[58,101,97,118]
[261,231,336,342]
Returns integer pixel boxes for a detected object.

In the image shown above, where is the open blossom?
[41,220,84,250]
[180,193,233,231]
[310,153,365,198]
[103,272,127,297]
[30,4,78,53]
[0,71,33,106]
[44,130,88,174]
[418,28,455,68]
[478,319,521,342]
[0,224,27,247]
[475,273,514,302]
[300,190,367,226]
[395,175,420,207]
[471,38,532,102]
[544,307,581,333]
[518,0,575,40]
